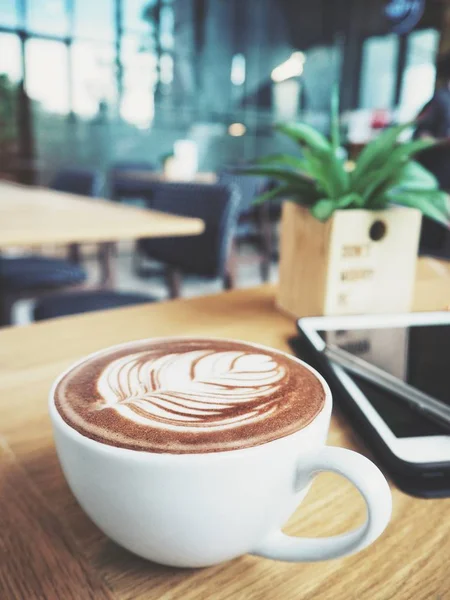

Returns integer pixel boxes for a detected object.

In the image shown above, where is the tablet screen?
[319,324,450,437]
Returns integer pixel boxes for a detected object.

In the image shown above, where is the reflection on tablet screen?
[319,325,450,438]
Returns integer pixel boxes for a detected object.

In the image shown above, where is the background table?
[0,182,204,286]
[0,259,449,599]
[0,182,204,247]
[115,171,218,185]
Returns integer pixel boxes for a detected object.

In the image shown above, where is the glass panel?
[0,33,21,176]
[72,41,116,117]
[74,0,115,41]
[25,39,69,114]
[360,34,399,110]
[160,52,173,85]
[303,46,341,114]
[26,0,69,37]
[399,29,439,121]
[120,35,155,127]
[0,0,20,28]
[159,4,174,51]
[0,32,22,83]
[121,35,156,88]
[123,0,154,33]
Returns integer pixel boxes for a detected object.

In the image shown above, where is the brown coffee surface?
[54,338,326,453]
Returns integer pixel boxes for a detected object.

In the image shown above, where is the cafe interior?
[1,0,450,598]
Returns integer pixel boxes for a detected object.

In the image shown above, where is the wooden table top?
[0,258,449,599]
[0,182,204,248]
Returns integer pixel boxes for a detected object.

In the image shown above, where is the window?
[120,35,155,127]
[0,33,21,165]
[121,35,156,89]
[74,0,115,41]
[0,33,22,83]
[360,35,400,110]
[72,41,116,117]
[0,0,20,28]
[26,0,69,37]
[159,3,174,51]
[123,0,153,33]
[399,29,439,121]
[25,39,70,114]
[160,53,173,85]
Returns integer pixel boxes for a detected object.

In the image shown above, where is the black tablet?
[297,312,450,498]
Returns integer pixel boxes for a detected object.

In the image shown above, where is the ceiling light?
[231,54,246,86]
[271,51,306,83]
[228,123,247,137]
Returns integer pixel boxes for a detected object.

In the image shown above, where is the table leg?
[0,294,13,327]
[166,266,182,299]
[67,243,82,265]
[257,204,272,282]
[224,240,238,290]
[98,242,116,289]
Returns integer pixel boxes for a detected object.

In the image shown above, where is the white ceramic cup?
[49,341,392,568]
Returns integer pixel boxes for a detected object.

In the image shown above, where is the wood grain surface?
[0,439,113,600]
[277,202,422,317]
[0,260,449,599]
[0,181,204,248]
[277,202,333,316]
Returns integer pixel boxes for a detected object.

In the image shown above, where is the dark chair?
[0,257,86,291]
[419,219,450,259]
[416,147,450,259]
[109,161,158,203]
[51,167,105,197]
[33,290,157,321]
[135,182,241,297]
[0,168,102,326]
[218,171,273,280]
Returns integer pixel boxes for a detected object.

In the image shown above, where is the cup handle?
[252,447,392,562]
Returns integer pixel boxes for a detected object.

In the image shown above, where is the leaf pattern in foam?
[96,350,287,429]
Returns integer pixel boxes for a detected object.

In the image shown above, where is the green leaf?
[368,171,405,209]
[301,149,330,194]
[351,122,416,187]
[302,147,349,199]
[397,161,439,191]
[253,184,296,206]
[310,198,336,221]
[330,155,349,195]
[353,139,436,202]
[276,122,331,157]
[388,189,450,228]
[255,154,307,171]
[330,85,340,153]
[275,120,349,199]
[253,184,319,208]
[388,138,435,162]
[237,166,315,187]
[336,193,364,209]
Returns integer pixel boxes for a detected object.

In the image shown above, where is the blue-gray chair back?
[217,171,268,215]
[138,182,241,279]
[110,161,158,200]
[51,167,104,197]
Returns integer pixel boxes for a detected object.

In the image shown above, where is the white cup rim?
[49,336,332,463]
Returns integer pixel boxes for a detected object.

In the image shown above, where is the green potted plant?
[244,93,450,317]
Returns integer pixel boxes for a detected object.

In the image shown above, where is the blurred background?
[1,0,449,326]
[0,0,447,184]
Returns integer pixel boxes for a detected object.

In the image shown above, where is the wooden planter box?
[277,201,422,317]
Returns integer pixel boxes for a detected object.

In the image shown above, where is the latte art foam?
[97,350,286,430]
[54,338,326,453]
